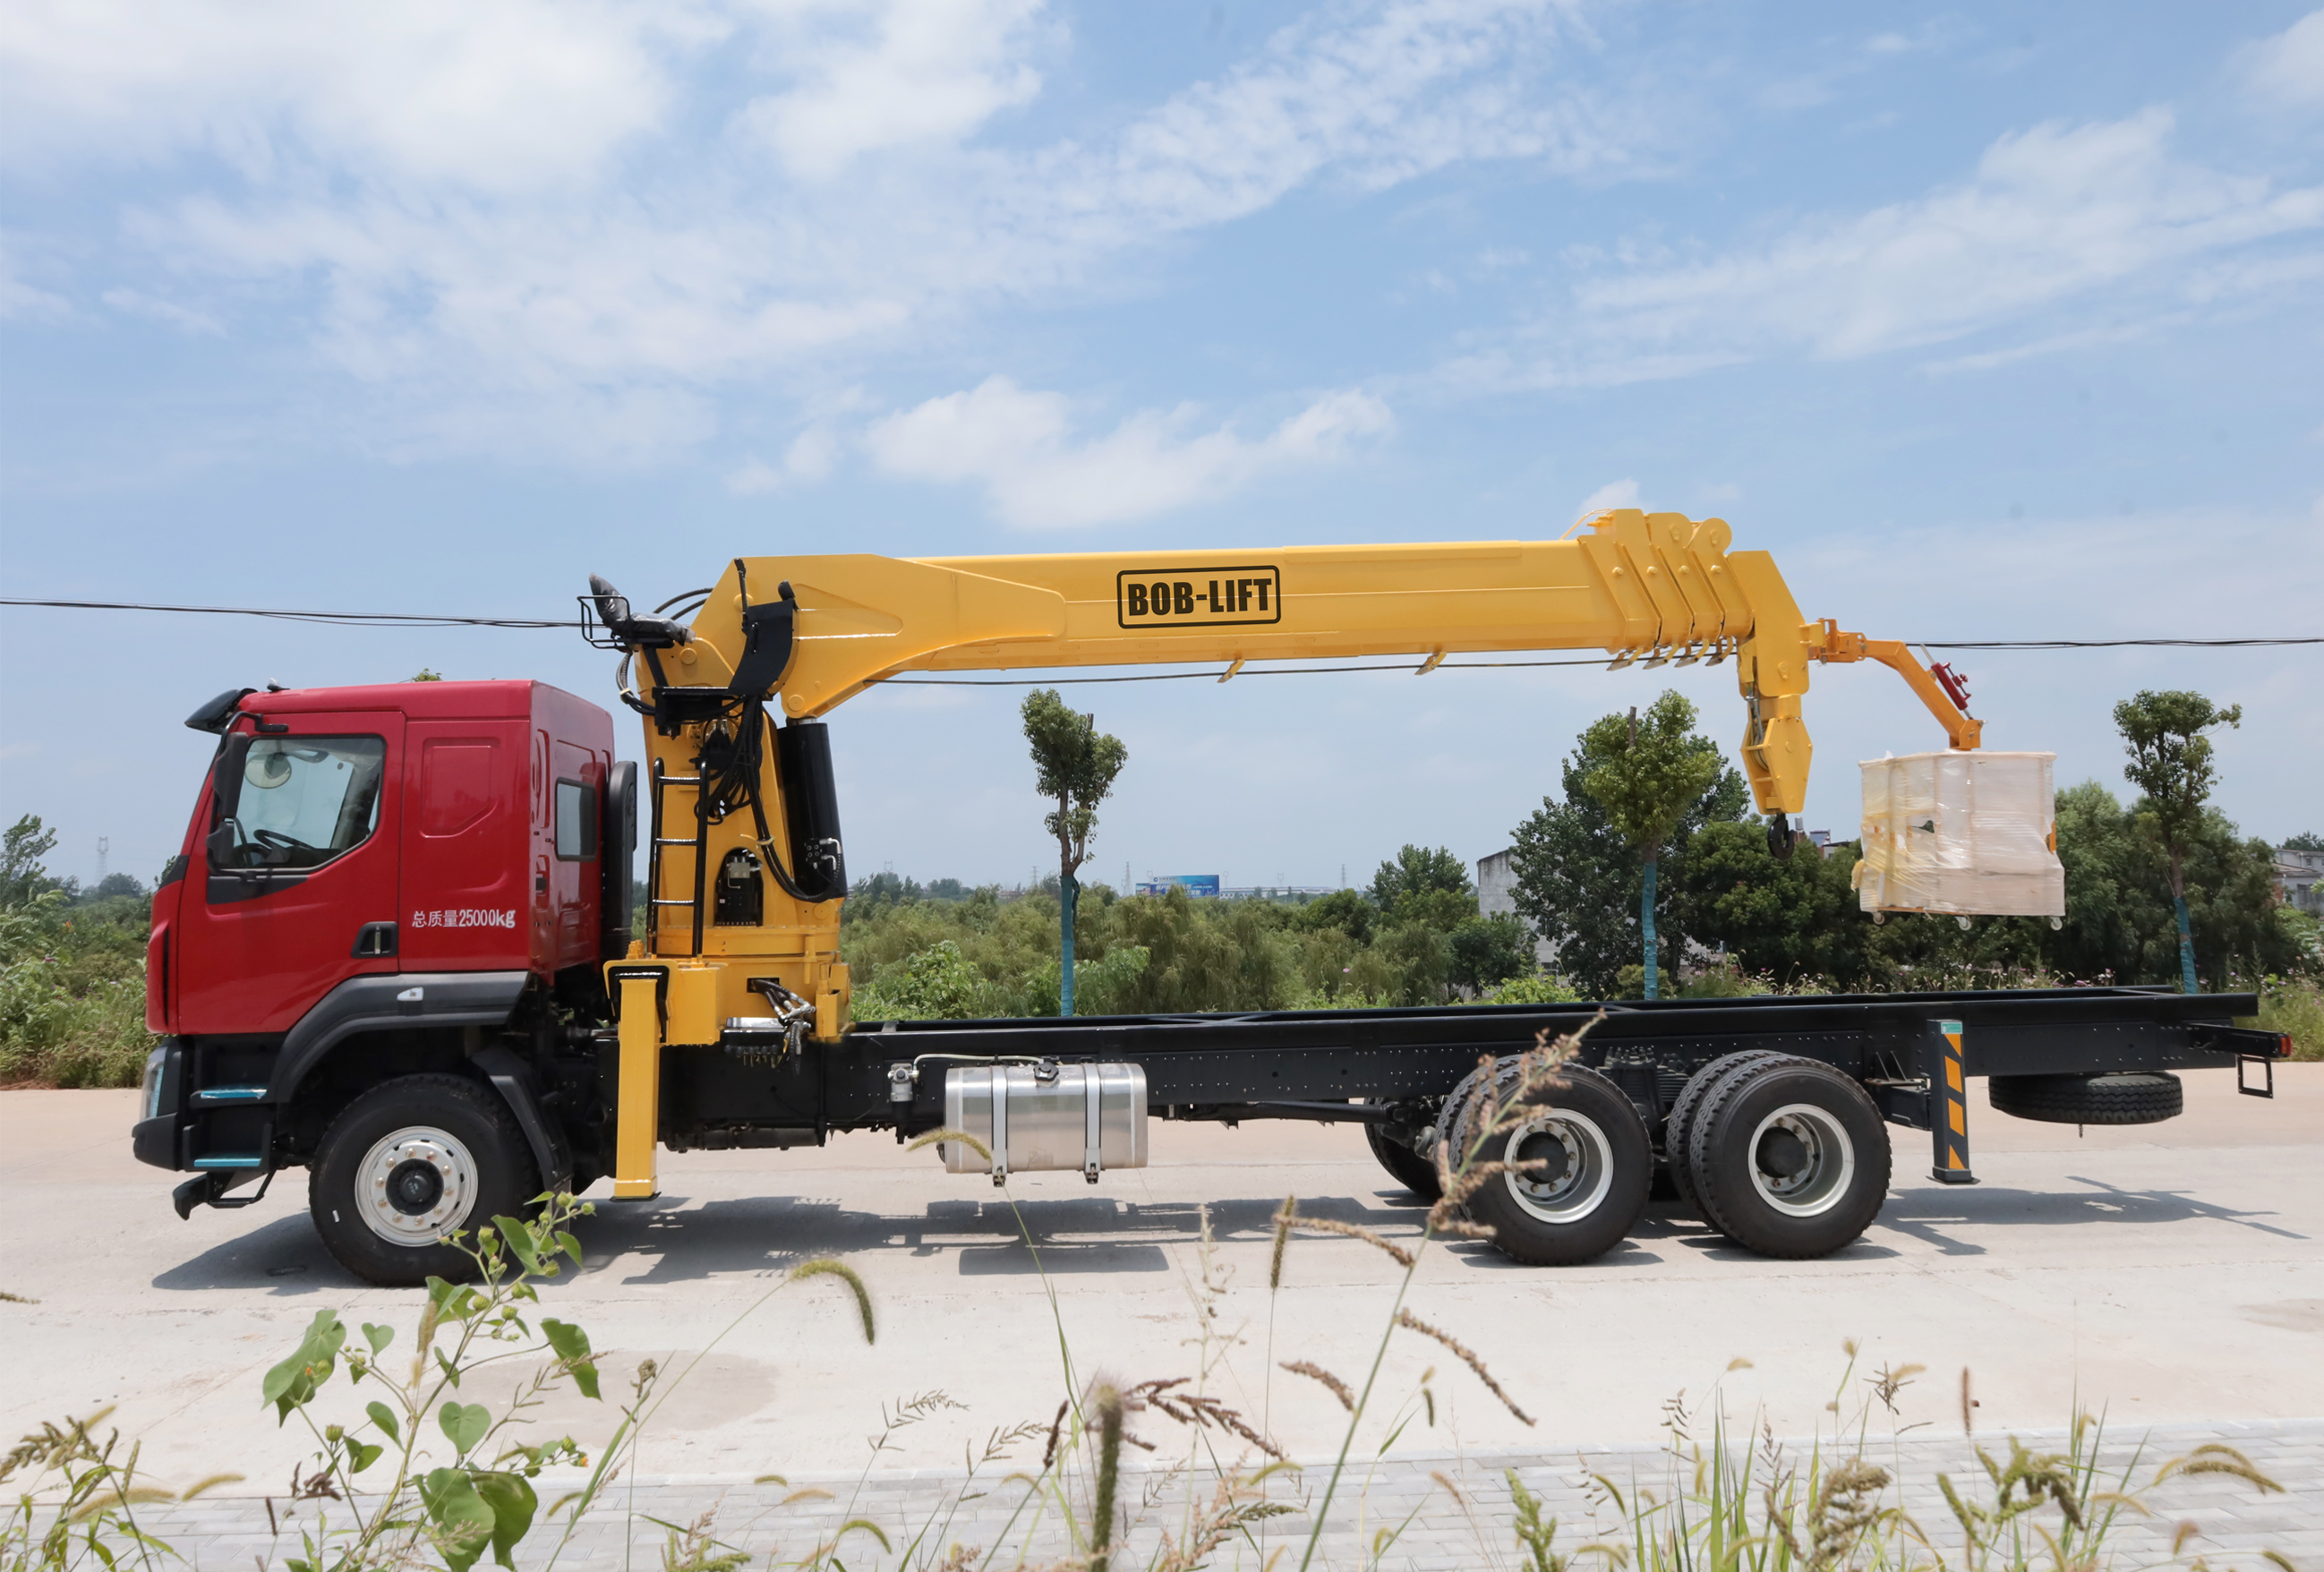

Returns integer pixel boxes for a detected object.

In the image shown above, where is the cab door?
[173,713,405,1037]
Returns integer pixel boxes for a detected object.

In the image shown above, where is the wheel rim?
[1746,1103,1855,1217]
[355,1125,478,1245]
[1499,1110,1614,1224]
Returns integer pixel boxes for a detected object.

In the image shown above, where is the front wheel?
[310,1073,540,1286]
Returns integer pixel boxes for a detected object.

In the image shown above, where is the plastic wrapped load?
[1852,751,2064,917]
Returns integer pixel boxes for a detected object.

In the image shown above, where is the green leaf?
[348,1440,384,1475]
[436,1349,462,1388]
[440,1401,491,1457]
[539,1319,601,1401]
[429,1278,485,1323]
[418,1468,498,1572]
[471,1471,538,1568]
[555,1231,583,1267]
[491,1216,544,1276]
[261,1311,347,1423]
[363,1322,394,1354]
[365,1400,401,1443]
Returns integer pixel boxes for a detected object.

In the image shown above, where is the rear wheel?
[1430,1061,1499,1175]
[1662,1050,1790,1216]
[1686,1059,1890,1260]
[1364,1115,1442,1201]
[1448,1062,1653,1266]
[311,1073,540,1286]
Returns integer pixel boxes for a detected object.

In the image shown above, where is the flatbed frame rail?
[646,985,2277,1192]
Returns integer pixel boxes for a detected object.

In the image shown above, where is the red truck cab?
[135,680,633,1279]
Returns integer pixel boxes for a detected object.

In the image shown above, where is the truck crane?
[131,509,2286,1286]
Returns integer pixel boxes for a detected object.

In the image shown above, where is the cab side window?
[554,780,599,861]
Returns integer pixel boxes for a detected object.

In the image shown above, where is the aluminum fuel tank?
[940,1062,1148,1179]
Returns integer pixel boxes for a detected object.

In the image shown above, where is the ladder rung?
[657,775,702,787]
[650,897,697,907]
[653,837,697,847]
[192,1086,268,1105]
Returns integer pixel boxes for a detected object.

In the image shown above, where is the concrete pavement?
[4,1067,2319,1564]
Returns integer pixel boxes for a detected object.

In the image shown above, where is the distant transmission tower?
[97,837,109,885]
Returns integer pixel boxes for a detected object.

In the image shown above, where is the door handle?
[352,922,398,958]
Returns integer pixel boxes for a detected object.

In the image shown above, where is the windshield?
[218,736,386,870]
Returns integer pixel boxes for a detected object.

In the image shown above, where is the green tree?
[1678,819,1865,985]
[1508,712,1746,999]
[3,815,59,906]
[1367,845,1471,910]
[1578,693,1730,999]
[2044,781,2303,990]
[1448,913,1532,995]
[1021,690,1128,1017]
[2282,832,2323,853]
[2115,690,2242,994]
[1294,888,1376,944]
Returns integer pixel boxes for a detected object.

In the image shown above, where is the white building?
[1476,849,1557,964]
[2276,846,2324,917]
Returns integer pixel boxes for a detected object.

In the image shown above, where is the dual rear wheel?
[1365,1049,1893,1265]
[1664,1054,1892,1258]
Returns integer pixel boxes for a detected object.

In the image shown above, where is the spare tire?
[1988,1071,2182,1125]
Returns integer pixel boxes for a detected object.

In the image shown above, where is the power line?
[1918,637,2322,649]
[2,597,2314,662]
[0,597,571,628]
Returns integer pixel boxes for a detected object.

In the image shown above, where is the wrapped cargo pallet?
[1853,751,2065,918]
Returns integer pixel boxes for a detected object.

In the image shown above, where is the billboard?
[1139,875,1221,898]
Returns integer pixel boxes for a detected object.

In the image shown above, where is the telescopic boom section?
[648,508,1975,820]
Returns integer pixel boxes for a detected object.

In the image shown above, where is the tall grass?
[0,893,155,1089]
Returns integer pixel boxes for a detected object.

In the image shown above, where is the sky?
[2,0,2320,893]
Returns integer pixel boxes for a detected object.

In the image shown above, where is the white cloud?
[0,238,70,322]
[0,0,700,192]
[1440,107,2324,393]
[735,0,1047,180]
[1573,477,1637,519]
[0,0,1636,460]
[864,377,1393,527]
[2239,9,2324,110]
[1575,109,2324,363]
[100,287,221,336]
[727,428,840,494]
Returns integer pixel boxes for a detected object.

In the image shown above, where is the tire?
[1686,1058,1890,1260]
[1662,1050,1791,1217]
[1988,1071,2181,1125]
[1365,1117,1442,1201]
[1430,1062,1499,1176]
[1448,1062,1653,1266]
[310,1073,541,1287]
